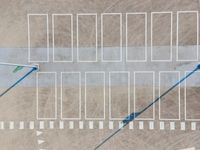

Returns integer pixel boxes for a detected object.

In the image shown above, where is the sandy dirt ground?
[1,0,200,149]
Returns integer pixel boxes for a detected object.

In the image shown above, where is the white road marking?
[129,121,133,129]
[99,121,103,129]
[180,147,195,150]
[170,122,175,130]
[0,122,4,130]
[149,121,154,130]
[89,121,94,129]
[181,122,185,130]
[69,121,74,129]
[37,131,43,136]
[38,140,45,145]
[29,121,34,129]
[160,121,165,130]
[9,121,14,130]
[109,121,113,129]
[139,121,144,130]
[191,122,196,130]
[59,121,64,129]
[39,121,45,129]
[19,121,24,130]
[49,121,54,129]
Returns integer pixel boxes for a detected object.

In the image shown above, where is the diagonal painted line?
[94,64,200,150]
[0,63,38,97]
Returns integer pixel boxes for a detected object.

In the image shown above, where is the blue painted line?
[0,66,38,97]
[94,64,200,150]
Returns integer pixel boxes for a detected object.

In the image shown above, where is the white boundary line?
[52,14,73,62]
[180,147,195,150]
[134,71,155,120]
[77,13,98,62]
[101,13,122,62]
[139,121,144,129]
[109,71,130,120]
[159,71,181,120]
[176,11,199,61]
[61,72,81,120]
[159,121,165,130]
[191,122,196,130]
[185,71,200,121]
[149,121,154,130]
[0,120,198,130]
[151,12,173,62]
[181,122,186,130]
[85,71,105,120]
[126,12,147,62]
[36,72,57,120]
[27,14,49,62]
